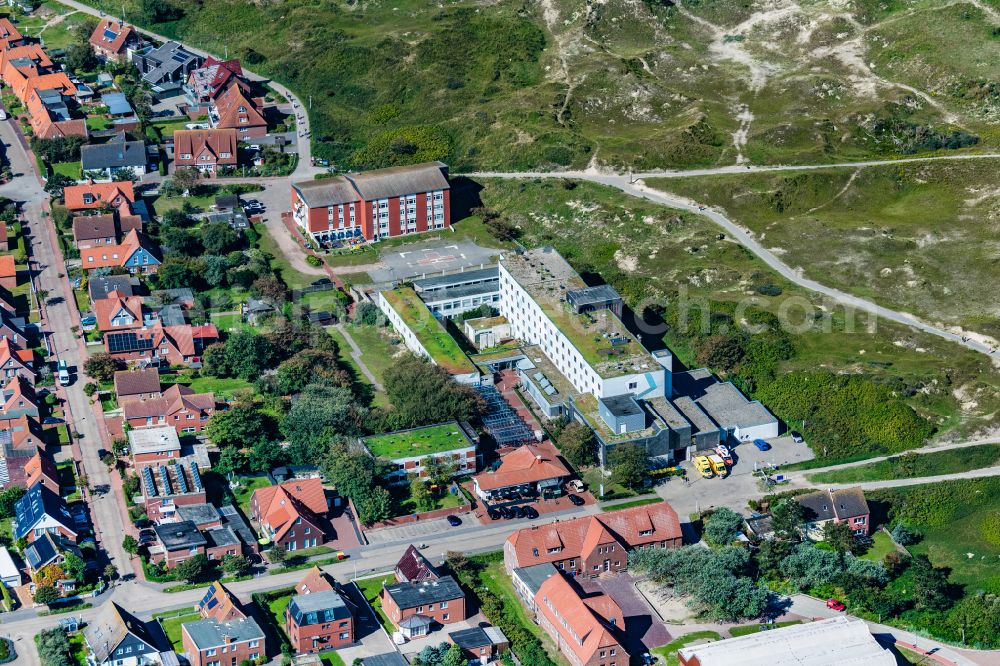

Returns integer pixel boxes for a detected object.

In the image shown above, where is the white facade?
[497,260,666,401]
[0,547,19,587]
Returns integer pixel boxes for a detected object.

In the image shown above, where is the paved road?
[467,163,1000,359]
[0,119,131,576]
[334,324,383,390]
[797,437,1000,480]
[56,0,325,181]
[792,465,1000,491]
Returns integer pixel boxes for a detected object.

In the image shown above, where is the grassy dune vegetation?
[472,177,1000,461]
[79,0,999,170]
[652,158,1000,339]
[809,444,1000,484]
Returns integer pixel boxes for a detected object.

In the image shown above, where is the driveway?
[337,581,398,663]
[577,573,671,656]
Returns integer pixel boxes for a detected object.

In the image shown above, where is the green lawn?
[300,289,346,313]
[365,422,471,459]
[265,590,294,642]
[868,477,1000,594]
[148,192,218,215]
[161,372,255,398]
[324,246,378,268]
[380,287,475,375]
[344,324,401,401]
[151,118,196,137]
[389,483,463,518]
[157,612,200,652]
[86,116,112,132]
[336,271,373,287]
[860,530,897,563]
[477,560,570,666]
[66,632,88,666]
[601,498,663,512]
[651,631,722,666]
[809,445,1000,485]
[209,312,255,333]
[319,652,346,666]
[0,517,12,545]
[728,621,801,638]
[230,475,271,518]
[255,223,315,291]
[51,161,80,180]
[352,574,396,635]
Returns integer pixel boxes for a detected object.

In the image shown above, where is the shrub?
[305,255,322,267]
[890,523,920,546]
[980,512,1000,547]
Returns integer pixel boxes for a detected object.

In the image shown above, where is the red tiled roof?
[89,18,137,55]
[214,83,266,131]
[198,582,246,622]
[0,18,23,44]
[253,478,327,541]
[506,502,681,569]
[0,415,44,450]
[535,574,625,665]
[0,339,32,375]
[295,566,337,595]
[0,255,15,279]
[2,375,37,414]
[94,290,144,332]
[173,129,238,168]
[122,384,214,420]
[24,451,58,489]
[473,445,569,492]
[63,180,135,211]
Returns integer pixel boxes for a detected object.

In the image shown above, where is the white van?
[57,359,70,386]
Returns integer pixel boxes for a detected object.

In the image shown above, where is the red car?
[826,598,846,612]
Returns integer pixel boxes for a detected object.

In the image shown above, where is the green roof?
[382,287,477,375]
[364,422,474,460]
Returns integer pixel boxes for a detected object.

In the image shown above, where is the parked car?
[499,506,513,520]
[487,509,500,520]
[523,506,538,519]
[80,315,97,327]
[826,598,846,612]
[511,505,525,519]
[42,417,65,425]
[693,455,714,479]
[752,438,772,451]
[243,202,265,213]
[134,519,152,529]
[568,494,585,506]
[569,479,585,492]
[715,445,734,465]
[790,431,805,443]
[138,529,157,544]
[446,515,462,527]
[311,278,332,286]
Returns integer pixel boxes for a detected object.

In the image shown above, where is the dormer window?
[639,529,653,537]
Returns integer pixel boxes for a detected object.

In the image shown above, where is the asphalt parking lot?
[364,514,472,545]
[727,436,815,476]
[368,239,499,283]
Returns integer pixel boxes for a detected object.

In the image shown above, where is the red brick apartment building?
[535,572,628,666]
[380,576,466,638]
[285,569,355,654]
[504,502,682,576]
[250,477,329,552]
[291,161,450,245]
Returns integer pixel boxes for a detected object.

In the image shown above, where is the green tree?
[281,384,359,464]
[170,167,200,193]
[62,552,87,581]
[268,545,286,564]
[270,349,352,395]
[410,476,436,512]
[221,331,278,380]
[222,554,252,577]
[0,486,25,518]
[36,627,73,666]
[83,352,123,382]
[383,354,485,428]
[558,421,596,468]
[33,584,60,605]
[909,554,953,612]
[247,440,286,473]
[422,456,456,488]
[823,520,855,555]
[607,443,648,489]
[173,554,211,584]
[206,401,278,450]
[104,563,119,581]
[770,498,805,541]
[355,485,393,525]
[442,643,466,666]
[214,446,248,476]
[704,507,743,546]
[154,256,201,290]
[200,222,241,255]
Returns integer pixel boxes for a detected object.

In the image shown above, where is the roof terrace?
[501,249,653,379]
[381,287,477,375]
[364,421,474,461]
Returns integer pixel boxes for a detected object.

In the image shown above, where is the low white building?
[362,421,478,485]
[0,547,19,588]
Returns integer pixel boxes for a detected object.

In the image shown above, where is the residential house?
[448,627,508,664]
[294,565,336,596]
[72,211,141,250]
[6,70,75,105]
[472,444,571,501]
[94,290,145,332]
[128,424,180,466]
[104,322,219,367]
[0,223,8,252]
[197,582,247,623]
[676,616,896,666]
[0,18,24,49]
[0,255,15,291]
[796,487,871,539]
[64,180,136,213]
[535,572,628,666]
[380,576,466,638]
[88,274,140,303]
[0,44,53,81]
[132,41,201,95]
[0,444,51,492]
[186,57,247,104]
[291,161,450,244]
[14,481,77,543]
[114,368,162,404]
[173,128,238,175]
[26,87,87,140]
[182,615,265,666]
[136,443,210,523]
[250,477,329,552]
[80,229,161,274]
[83,602,162,666]
[394,544,439,584]
[285,571,354,654]
[21,451,59,493]
[150,520,208,568]
[81,132,149,180]
[0,307,26,345]
[89,18,141,62]
[503,502,683,575]
[123,384,215,434]
[0,415,46,450]
[212,83,265,138]
[0,339,35,383]
[23,532,64,574]
[0,545,19,588]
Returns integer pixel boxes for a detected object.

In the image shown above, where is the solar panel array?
[142,466,157,497]
[190,462,203,491]
[106,331,153,353]
[477,386,535,447]
[173,463,188,494]
[103,28,118,40]
[158,466,171,495]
